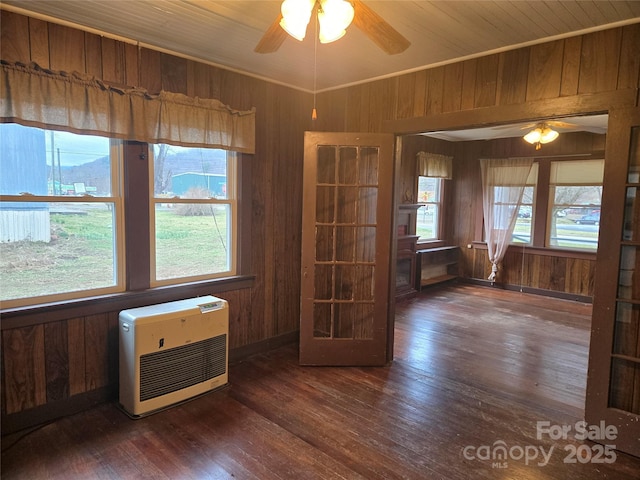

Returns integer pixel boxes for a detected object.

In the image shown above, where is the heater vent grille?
[139,334,227,402]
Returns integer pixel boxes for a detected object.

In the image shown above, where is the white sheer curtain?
[480,157,533,282]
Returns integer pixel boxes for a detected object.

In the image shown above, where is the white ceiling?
[421,114,609,142]
[2,1,634,140]
[3,1,640,93]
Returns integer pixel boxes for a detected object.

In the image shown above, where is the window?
[150,145,236,284]
[512,163,538,244]
[0,125,243,308]
[547,159,603,251]
[1,61,254,309]
[416,176,443,241]
[0,124,124,307]
[497,158,603,251]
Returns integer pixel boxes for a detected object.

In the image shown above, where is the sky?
[45,131,110,167]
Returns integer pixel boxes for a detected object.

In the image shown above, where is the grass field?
[0,206,230,302]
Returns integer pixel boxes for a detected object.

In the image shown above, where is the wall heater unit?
[119,295,228,417]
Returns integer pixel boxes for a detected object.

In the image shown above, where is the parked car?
[517,206,531,218]
[575,212,600,225]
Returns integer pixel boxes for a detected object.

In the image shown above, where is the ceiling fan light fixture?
[523,128,543,145]
[539,126,559,144]
[280,0,315,41]
[523,123,559,150]
[318,0,355,43]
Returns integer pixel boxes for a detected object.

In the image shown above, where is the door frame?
[585,105,640,457]
[383,91,637,447]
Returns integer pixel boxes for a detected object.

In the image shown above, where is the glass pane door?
[300,132,395,366]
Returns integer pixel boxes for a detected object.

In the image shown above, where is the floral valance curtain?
[417,152,453,179]
[0,61,256,154]
[480,157,533,282]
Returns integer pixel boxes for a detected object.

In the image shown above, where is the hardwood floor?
[2,284,639,479]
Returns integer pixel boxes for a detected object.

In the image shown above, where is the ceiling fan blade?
[515,121,580,130]
[547,120,579,129]
[255,14,288,53]
[352,0,410,55]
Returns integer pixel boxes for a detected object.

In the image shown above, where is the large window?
[548,159,603,250]
[0,125,241,308]
[150,145,236,284]
[502,158,603,251]
[416,176,443,241]
[0,124,124,307]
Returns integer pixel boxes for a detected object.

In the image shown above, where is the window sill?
[416,239,446,249]
[1,274,256,330]
[470,242,596,260]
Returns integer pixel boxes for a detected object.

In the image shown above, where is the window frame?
[528,157,603,251]
[0,127,126,309]
[415,175,445,244]
[1,135,250,311]
[149,147,238,287]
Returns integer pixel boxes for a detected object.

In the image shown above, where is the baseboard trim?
[1,387,113,436]
[229,330,299,364]
[2,331,300,436]
[462,278,592,304]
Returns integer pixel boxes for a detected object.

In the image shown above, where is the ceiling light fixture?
[523,123,559,150]
[280,0,354,44]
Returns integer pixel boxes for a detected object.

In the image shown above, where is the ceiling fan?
[255,0,411,55]
[519,120,581,131]
[490,119,581,132]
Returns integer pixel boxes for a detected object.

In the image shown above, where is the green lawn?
[1,206,230,302]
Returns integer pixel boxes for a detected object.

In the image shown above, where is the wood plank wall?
[399,131,605,297]
[314,23,639,298]
[1,9,639,428]
[313,25,639,132]
[0,9,311,426]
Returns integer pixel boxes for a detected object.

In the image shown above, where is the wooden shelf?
[416,246,459,290]
[421,274,457,287]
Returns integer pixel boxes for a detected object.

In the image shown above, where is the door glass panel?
[316,226,334,261]
[623,187,640,241]
[337,187,357,223]
[338,147,357,184]
[317,146,336,184]
[313,303,332,338]
[312,144,378,341]
[334,303,354,338]
[609,358,640,414]
[316,186,335,223]
[314,265,333,300]
[335,265,355,300]
[612,302,640,357]
[618,246,640,299]
[335,227,355,262]
[358,187,378,224]
[626,127,640,183]
[356,226,376,262]
[359,147,379,184]
[354,265,375,300]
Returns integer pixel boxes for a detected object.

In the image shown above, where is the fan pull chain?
[312,11,318,120]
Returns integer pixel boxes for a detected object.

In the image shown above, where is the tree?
[154,144,173,195]
[549,185,602,245]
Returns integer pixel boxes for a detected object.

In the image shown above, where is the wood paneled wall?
[1,9,311,428]
[1,9,639,429]
[314,25,639,133]
[314,23,638,298]
[396,131,604,297]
